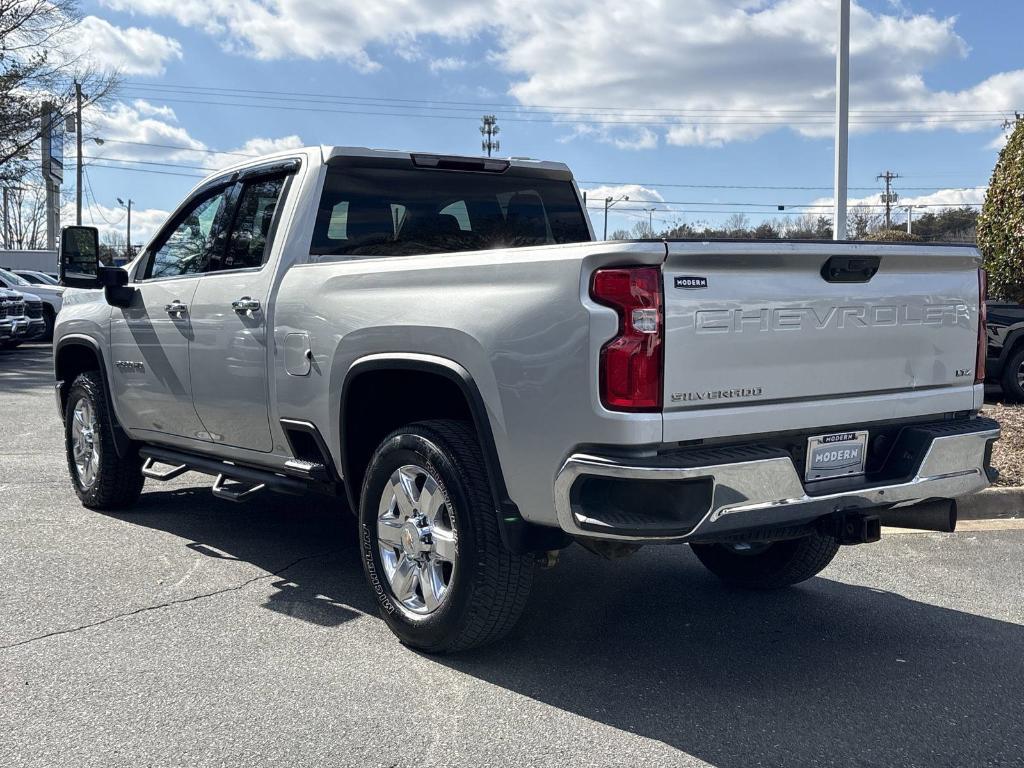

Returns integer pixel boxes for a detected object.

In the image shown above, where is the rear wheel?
[690,532,840,589]
[358,419,533,653]
[999,346,1024,402]
[64,371,144,510]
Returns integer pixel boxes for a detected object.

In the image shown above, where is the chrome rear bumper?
[554,419,1000,543]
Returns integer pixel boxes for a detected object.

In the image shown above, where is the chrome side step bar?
[141,457,189,481]
[138,445,321,500]
[211,474,266,503]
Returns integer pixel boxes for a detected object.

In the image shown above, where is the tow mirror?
[59,226,101,288]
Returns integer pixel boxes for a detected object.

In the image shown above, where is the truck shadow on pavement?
[112,485,1022,767]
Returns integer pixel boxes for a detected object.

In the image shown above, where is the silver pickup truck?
[54,146,999,652]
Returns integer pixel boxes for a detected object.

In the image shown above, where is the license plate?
[805,431,868,481]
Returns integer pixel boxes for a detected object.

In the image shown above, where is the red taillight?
[590,266,663,411]
[976,268,987,385]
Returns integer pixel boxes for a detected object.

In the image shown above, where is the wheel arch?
[339,353,568,554]
[55,336,134,458]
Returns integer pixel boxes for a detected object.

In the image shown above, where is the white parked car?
[0,267,62,339]
[12,269,60,286]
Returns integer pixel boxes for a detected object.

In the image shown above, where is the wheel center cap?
[400,521,428,557]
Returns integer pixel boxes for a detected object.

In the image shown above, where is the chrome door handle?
[164,301,188,317]
[232,296,261,314]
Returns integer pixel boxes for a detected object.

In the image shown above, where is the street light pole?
[833,0,850,240]
[603,195,629,240]
[117,197,133,260]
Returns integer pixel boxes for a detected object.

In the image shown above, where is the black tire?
[43,306,56,341]
[358,419,533,653]
[64,371,144,510]
[999,346,1024,402]
[690,532,840,589]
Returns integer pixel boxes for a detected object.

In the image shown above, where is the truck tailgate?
[660,242,982,413]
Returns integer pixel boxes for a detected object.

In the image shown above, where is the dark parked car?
[986,300,1024,400]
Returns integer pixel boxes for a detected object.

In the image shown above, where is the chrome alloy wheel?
[71,396,100,489]
[1017,359,1024,389]
[377,464,458,615]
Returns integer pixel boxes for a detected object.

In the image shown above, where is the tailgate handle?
[821,256,880,283]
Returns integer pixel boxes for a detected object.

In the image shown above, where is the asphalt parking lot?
[2,343,1023,767]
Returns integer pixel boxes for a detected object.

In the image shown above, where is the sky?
[63,0,1023,244]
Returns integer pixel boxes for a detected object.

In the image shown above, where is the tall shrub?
[978,120,1024,302]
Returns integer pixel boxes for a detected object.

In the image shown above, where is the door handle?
[164,301,188,317]
[232,296,261,314]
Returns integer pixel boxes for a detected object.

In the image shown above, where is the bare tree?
[1,0,118,183]
[3,184,47,248]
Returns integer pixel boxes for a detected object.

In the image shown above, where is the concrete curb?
[958,487,1024,521]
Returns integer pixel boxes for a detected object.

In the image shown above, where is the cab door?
[108,182,234,439]
[188,167,295,451]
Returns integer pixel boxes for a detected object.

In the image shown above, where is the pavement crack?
[0,550,334,652]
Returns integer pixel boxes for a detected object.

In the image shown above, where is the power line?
[83,154,218,171]
[114,90,1009,128]
[85,162,206,178]
[122,81,1022,119]
[82,168,125,226]
[96,138,256,157]
[79,139,987,194]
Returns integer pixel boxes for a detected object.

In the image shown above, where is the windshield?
[0,268,30,286]
[18,271,57,285]
[310,163,590,257]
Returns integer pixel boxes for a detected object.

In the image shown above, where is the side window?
[147,188,230,279]
[214,175,287,272]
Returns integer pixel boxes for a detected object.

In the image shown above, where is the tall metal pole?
[126,199,132,258]
[604,198,610,240]
[833,0,850,241]
[2,187,9,248]
[75,82,83,226]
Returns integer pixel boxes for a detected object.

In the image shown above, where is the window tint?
[148,189,230,279]
[310,165,590,257]
[212,176,286,272]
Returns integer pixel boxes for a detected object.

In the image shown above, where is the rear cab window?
[309,157,590,258]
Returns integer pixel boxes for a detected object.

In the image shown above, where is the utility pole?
[877,170,899,230]
[480,115,500,157]
[75,82,83,226]
[118,197,133,259]
[603,195,629,240]
[833,0,850,240]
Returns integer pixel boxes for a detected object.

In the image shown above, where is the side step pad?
[141,457,189,481]
[212,474,265,503]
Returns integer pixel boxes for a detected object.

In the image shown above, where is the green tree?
[978,118,1024,301]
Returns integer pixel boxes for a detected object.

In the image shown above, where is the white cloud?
[97,0,1021,147]
[811,185,987,215]
[75,101,306,244]
[429,57,467,73]
[74,16,182,75]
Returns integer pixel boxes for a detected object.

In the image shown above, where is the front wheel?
[690,532,840,589]
[64,371,144,510]
[359,419,533,653]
